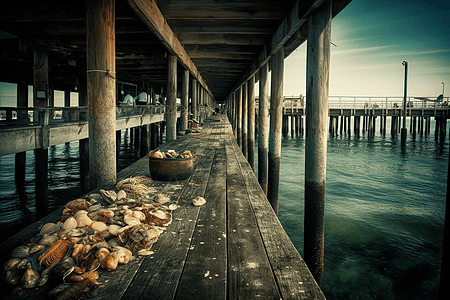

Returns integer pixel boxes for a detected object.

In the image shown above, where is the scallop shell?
[153,193,170,204]
[192,196,206,207]
[91,221,108,233]
[97,209,114,218]
[40,223,56,235]
[132,211,146,221]
[11,245,29,259]
[63,216,77,230]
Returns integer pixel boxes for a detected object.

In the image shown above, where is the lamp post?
[401,61,408,146]
[443,82,445,97]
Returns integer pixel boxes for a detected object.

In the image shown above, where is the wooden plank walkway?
[0,115,324,300]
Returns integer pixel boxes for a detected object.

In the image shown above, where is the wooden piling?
[33,48,49,217]
[140,125,149,157]
[86,0,116,188]
[355,116,361,137]
[248,75,255,170]
[258,64,269,194]
[166,54,177,141]
[441,118,447,143]
[268,47,284,214]
[435,117,440,141]
[15,81,28,188]
[412,117,417,140]
[116,130,121,165]
[180,69,189,131]
[191,78,198,122]
[237,87,242,148]
[242,82,248,158]
[304,0,331,284]
[347,116,351,137]
[134,127,141,157]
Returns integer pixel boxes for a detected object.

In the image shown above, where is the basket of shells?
[148,149,195,181]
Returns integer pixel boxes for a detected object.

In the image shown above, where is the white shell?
[63,217,77,230]
[108,225,122,236]
[40,223,56,235]
[124,215,141,226]
[117,190,126,199]
[168,204,178,210]
[151,210,168,220]
[91,221,108,233]
[138,249,154,256]
[153,194,170,204]
[39,235,59,246]
[132,211,146,221]
[97,209,114,218]
[75,210,93,228]
[192,196,206,207]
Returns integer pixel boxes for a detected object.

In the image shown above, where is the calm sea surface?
[0,118,447,300]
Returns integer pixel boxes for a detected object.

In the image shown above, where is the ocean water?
[0,117,447,300]
[274,118,447,300]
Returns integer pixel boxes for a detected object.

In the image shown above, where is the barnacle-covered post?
[86,0,116,188]
[166,54,177,141]
[304,0,332,284]
[258,63,269,194]
[268,47,284,214]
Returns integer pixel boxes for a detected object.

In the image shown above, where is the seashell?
[148,150,162,158]
[39,238,71,267]
[74,210,93,228]
[100,189,117,204]
[108,224,122,236]
[40,223,56,235]
[6,268,21,285]
[42,222,64,238]
[4,258,22,274]
[21,263,40,289]
[97,209,114,218]
[49,283,72,297]
[107,238,119,248]
[104,253,119,271]
[152,210,169,220]
[117,190,126,199]
[11,245,29,259]
[192,196,206,207]
[73,266,85,274]
[89,203,102,212]
[17,258,30,270]
[64,199,88,214]
[71,244,84,263]
[63,216,77,230]
[182,150,192,158]
[96,248,110,262]
[113,246,132,265]
[91,221,108,233]
[132,210,146,221]
[138,249,154,256]
[153,193,170,204]
[29,244,46,254]
[39,236,59,249]
[124,211,141,226]
[168,204,178,210]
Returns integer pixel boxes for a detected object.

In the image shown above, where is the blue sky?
[284,0,450,97]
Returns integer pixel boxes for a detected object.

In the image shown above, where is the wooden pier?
[0,115,324,300]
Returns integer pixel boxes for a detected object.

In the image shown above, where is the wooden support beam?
[191,78,198,121]
[242,82,248,158]
[237,87,242,149]
[87,0,116,189]
[181,69,189,131]
[268,48,284,214]
[248,75,255,170]
[258,64,269,194]
[126,0,211,95]
[33,48,49,218]
[304,0,331,285]
[166,54,177,141]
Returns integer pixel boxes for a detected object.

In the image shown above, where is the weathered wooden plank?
[225,137,281,300]
[169,20,278,34]
[227,121,326,300]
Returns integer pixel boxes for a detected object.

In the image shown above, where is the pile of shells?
[148,149,193,159]
[3,175,179,297]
